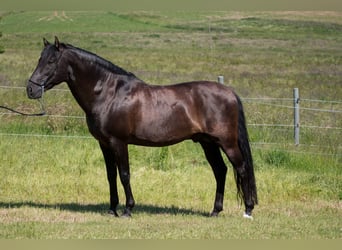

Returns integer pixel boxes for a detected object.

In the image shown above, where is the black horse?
[27,37,257,218]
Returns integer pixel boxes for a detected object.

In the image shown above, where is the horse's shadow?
[0,201,209,217]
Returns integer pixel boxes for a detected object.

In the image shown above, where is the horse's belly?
[131,119,197,146]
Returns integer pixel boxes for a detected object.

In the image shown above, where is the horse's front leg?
[112,139,135,217]
[100,142,119,217]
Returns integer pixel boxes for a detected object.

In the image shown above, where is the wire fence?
[1,85,341,156]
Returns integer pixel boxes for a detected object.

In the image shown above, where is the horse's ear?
[43,38,50,47]
[54,36,60,50]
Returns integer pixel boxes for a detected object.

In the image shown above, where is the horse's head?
[27,36,66,99]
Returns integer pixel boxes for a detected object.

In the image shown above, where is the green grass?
[0,136,340,239]
[0,11,341,239]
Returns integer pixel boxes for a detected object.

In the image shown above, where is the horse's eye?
[48,58,56,64]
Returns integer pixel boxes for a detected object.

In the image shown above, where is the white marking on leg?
[243,212,253,220]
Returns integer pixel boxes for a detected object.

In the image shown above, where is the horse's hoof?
[209,211,219,217]
[243,212,253,220]
[108,210,119,217]
[121,208,132,218]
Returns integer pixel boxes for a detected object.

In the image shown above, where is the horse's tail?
[234,94,258,206]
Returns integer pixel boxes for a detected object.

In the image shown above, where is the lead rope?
[0,87,46,116]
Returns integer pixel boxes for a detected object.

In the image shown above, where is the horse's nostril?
[27,85,34,98]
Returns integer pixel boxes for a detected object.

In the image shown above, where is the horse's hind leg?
[200,141,227,216]
[221,143,255,218]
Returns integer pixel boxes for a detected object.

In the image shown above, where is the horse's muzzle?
[27,80,44,99]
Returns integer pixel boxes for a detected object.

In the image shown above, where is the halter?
[28,79,45,98]
[1,44,64,116]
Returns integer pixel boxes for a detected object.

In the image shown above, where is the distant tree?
[0,32,4,54]
[0,16,4,53]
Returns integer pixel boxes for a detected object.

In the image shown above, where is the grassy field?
[0,11,341,239]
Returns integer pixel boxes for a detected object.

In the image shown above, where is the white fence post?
[293,88,300,145]
[218,76,224,84]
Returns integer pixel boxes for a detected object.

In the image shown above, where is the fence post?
[218,76,224,84]
[293,88,300,145]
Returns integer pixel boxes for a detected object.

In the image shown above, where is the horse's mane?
[64,43,136,78]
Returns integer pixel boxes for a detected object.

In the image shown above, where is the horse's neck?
[66,58,108,115]
[64,48,140,116]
